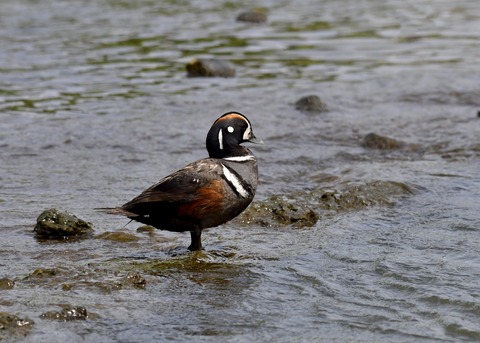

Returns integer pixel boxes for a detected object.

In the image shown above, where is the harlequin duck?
[102,112,262,251]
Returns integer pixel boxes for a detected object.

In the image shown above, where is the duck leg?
[188,229,203,251]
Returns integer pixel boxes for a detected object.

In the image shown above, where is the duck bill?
[247,135,264,145]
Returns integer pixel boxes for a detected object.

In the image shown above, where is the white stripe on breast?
[221,164,249,198]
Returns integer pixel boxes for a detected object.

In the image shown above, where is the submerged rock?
[40,306,88,321]
[317,181,414,211]
[29,268,58,278]
[0,312,34,337]
[236,9,267,23]
[136,225,155,234]
[0,278,15,290]
[362,133,406,150]
[95,231,140,242]
[34,209,94,238]
[186,58,236,77]
[122,272,146,289]
[295,95,328,112]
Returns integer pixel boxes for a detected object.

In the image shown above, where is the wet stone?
[295,95,328,112]
[34,208,94,238]
[186,58,236,77]
[122,272,146,289]
[362,133,406,150]
[0,312,34,336]
[238,194,319,228]
[0,278,15,290]
[236,9,267,23]
[136,225,155,234]
[95,231,140,242]
[40,306,88,321]
[29,268,58,278]
[238,180,415,227]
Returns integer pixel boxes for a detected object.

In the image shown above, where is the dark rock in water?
[122,272,146,289]
[186,58,236,77]
[0,312,34,336]
[40,306,88,321]
[0,278,15,290]
[318,181,415,211]
[29,268,58,278]
[236,9,267,23]
[295,95,328,112]
[237,180,416,227]
[34,208,94,238]
[237,194,319,228]
[362,133,406,150]
[95,231,140,242]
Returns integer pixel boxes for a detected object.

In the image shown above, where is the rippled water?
[1,0,480,342]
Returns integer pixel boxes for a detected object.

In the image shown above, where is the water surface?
[1,0,479,342]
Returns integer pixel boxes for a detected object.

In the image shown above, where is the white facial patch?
[242,121,252,141]
[227,126,234,133]
[221,164,249,198]
[218,129,223,150]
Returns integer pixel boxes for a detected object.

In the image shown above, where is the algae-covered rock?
[186,58,236,77]
[122,272,146,289]
[95,231,140,242]
[237,180,415,227]
[136,225,155,234]
[0,312,34,337]
[237,194,319,228]
[295,95,328,112]
[317,181,414,211]
[34,208,94,238]
[236,9,267,23]
[0,278,15,290]
[362,133,406,150]
[40,306,88,321]
[29,268,58,278]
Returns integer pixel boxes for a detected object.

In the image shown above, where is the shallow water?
[1,0,480,342]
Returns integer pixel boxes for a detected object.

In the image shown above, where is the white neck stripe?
[223,155,255,162]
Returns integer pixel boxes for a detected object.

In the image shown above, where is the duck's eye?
[227,126,234,133]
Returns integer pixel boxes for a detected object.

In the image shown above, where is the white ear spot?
[227,126,234,133]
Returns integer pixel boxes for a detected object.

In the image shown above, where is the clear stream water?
[1,0,480,342]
